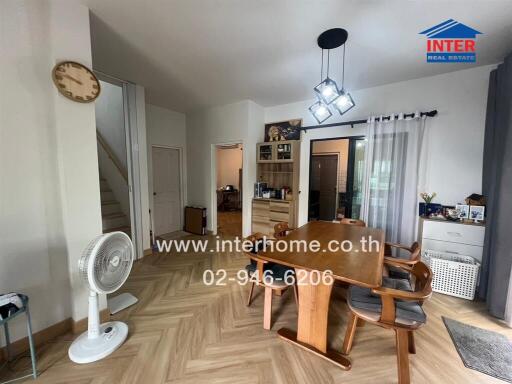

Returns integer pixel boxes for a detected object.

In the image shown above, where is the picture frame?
[455,204,469,219]
[264,119,302,142]
[469,205,485,222]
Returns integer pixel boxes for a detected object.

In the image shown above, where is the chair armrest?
[371,286,432,301]
[385,242,412,250]
[384,257,418,267]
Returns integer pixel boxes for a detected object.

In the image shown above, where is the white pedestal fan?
[69,232,134,364]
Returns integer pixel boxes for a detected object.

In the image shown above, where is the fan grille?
[79,232,134,294]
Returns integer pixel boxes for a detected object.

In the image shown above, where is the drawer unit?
[252,199,270,216]
[269,200,290,213]
[252,215,270,234]
[422,220,485,246]
[420,219,485,262]
[252,198,295,236]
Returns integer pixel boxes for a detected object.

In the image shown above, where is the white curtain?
[361,113,428,245]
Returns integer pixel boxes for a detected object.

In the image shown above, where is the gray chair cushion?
[349,277,426,324]
[245,262,293,280]
[388,266,411,280]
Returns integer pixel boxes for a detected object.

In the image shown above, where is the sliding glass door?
[346,137,367,219]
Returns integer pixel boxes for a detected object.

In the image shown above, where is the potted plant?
[420,192,437,217]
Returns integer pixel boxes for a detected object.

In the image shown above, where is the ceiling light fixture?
[309,28,355,123]
[308,99,332,124]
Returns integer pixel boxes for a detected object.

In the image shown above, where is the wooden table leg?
[277,269,351,370]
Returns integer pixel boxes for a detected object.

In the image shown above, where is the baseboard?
[0,317,72,363]
[71,308,110,334]
[143,248,153,257]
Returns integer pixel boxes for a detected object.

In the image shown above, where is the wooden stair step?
[101,200,118,206]
[102,212,126,219]
[103,226,131,235]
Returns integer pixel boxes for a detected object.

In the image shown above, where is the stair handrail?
[96,129,128,183]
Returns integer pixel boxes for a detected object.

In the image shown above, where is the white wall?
[146,103,187,231]
[187,100,263,236]
[265,65,496,226]
[0,0,102,343]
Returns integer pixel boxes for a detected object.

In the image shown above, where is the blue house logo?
[420,19,482,63]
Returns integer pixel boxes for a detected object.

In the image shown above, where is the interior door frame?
[150,145,185,237]
[211,141,244,236]
[94,71,143,259]
[310,153,339,220]
[308,135,366,221]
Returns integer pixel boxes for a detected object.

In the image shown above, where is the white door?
[152,147,181,236]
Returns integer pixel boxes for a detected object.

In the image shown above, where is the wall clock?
[52,61,101,103]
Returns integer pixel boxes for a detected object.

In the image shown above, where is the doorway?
[215,144,243,237]
[94,72,144,259]
[310,154,338,221]
[308,136,366,221]
[151,146,182,236]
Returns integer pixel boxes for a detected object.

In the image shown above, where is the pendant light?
[309,49,333,124]
[309,28,355,123]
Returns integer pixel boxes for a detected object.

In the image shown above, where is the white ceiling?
[82,0,512,113]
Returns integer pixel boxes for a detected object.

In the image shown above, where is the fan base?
[68,321,128,364]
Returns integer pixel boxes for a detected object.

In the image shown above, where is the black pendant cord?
[320,49,324,83]
[326,50,330,78]
[341,44,346,90]
[301,110,438,132]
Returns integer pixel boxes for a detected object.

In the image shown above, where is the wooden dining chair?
[340,218,366,227]
[273,221,292,239]
[342,259,433,384]
[384,242,421,279]
[244,233,298,330]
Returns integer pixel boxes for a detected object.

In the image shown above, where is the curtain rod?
[301,109,438,132]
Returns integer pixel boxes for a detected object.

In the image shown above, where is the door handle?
[153,192,157,196]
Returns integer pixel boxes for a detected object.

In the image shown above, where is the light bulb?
[336,95,349,107]
[322,86,334,97]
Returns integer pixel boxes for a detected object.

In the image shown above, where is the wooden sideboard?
[252,198,295,236]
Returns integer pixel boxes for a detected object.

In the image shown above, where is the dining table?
[256,220,385,369]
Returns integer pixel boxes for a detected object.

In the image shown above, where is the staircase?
[100,177,131,236]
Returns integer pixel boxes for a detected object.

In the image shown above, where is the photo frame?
[469,205,485,222]
[455,204,469,219]
[264,119,302,142]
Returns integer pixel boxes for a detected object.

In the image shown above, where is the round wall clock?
[52,61,101,103]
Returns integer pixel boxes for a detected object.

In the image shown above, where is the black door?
[310,155,338,221]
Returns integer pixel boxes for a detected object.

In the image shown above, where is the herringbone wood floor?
[2,232,511,383]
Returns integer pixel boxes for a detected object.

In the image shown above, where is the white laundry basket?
[422,250,480,300]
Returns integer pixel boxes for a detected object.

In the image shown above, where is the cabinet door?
[257,143,274,162]
[275,142,294,162]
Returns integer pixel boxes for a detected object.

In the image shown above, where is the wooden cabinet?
[257,140,298,163]
[253,140,300,235]
[252,199,295,236]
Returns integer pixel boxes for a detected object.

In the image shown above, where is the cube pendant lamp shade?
[333,90,355,115]
[314,77,340,105]
[308,100,332,124]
